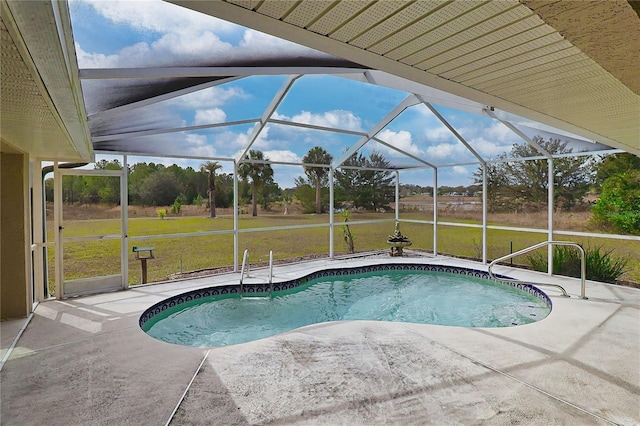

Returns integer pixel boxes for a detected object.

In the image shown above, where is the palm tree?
[303,146,333,214]
[200,161,222,218]
[238,150,273,216]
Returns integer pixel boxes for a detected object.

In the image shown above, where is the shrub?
[171,198,181,214]
[528,244,629,283]
[156,208,167,220]
[341,210,355,253]
[592,170,640,234]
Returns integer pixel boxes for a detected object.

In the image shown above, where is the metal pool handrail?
[488,241,587,299]
[268,250,273,294]
[240,249,249,294]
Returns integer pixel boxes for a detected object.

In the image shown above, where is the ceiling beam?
[88,77,244,121]
[80,67,367,79]
[91,119,260,142]
[267,119,367,137]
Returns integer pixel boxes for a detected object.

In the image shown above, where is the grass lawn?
[48,211,640,292]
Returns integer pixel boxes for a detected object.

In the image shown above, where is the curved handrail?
[488,241,587,299]
[268,250,273,294]
[239,249,249,294]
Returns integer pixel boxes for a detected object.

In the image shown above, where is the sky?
[68,0,599,189]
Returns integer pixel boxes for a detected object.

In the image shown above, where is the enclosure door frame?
[54,165,128,298]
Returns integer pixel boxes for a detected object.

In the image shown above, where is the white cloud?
[417,119,518,161]
[80,0,239,35]
[424,142,472,163]
[376,129,423,157]
[182,134,217,158]
[484,122,513,143]
[75,0,323,69]
[77,32,233,68]
[262,150,301,164]
[424,125,454,142]
[452,166,468,175]
[467,137,510,158]
[194,108,227,125]
[213,130,252,155]
[274,110,363,132]
[240,29,310,53]
[216,124,274,158]
[171,86,247,110]
[75,43,119,68]
[150,31,232,59]
[74,0,237,68]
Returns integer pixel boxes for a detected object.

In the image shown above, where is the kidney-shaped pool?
[140,264,551,347]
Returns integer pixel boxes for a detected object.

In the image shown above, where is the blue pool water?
[142,270,550,347]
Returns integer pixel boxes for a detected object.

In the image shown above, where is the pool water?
[143,270,550,347]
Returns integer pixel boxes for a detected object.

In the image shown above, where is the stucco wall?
[1,152,30,319]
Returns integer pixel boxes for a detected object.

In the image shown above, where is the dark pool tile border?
[139,264,552,327]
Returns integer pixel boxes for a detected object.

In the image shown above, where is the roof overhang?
[0,0,91,160]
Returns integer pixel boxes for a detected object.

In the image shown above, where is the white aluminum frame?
[44,148,639,297]
[54,166,127,298]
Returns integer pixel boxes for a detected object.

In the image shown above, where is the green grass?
[48,211,640,292]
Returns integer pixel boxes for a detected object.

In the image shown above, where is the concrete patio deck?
[1,254,639,425]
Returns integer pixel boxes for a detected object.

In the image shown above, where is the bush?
[341,210,355,253]
[171,198,181,214]
[592,170,640,234]
[156,208,167,220]
[528,244,629,283]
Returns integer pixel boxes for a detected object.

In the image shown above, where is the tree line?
[45,139,639,233]
[46,148,400,216]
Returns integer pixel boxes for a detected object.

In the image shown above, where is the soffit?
[169,0,639,155]
[0,0,91,161]
[523,0,640,95]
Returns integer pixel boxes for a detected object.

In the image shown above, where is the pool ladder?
[239,250,274,296]
[487,240,587,299]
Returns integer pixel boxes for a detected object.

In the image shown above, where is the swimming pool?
[140,264,551,347]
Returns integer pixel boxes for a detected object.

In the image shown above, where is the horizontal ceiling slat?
[511,103,637,138]
[284,1,335,28]
[475,54,590,92]
[485,59,601,96]
[404,5,533,67]
[442,32,568,82]
[330,1,408,42]
[368,1,483,56]
[256,1,297,20]
[421,15,550,73]
[349,1,442,49]
[306,1,371,36]
[225,0,261,10]
[510,79,634,108]
[387,1,519,61]
[457,42,578,86]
